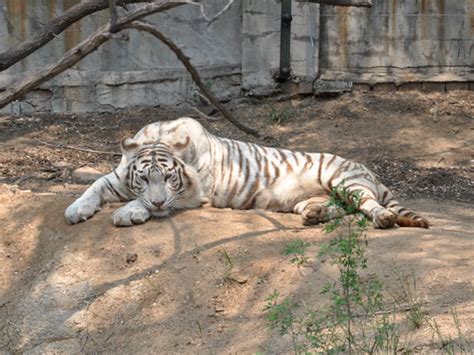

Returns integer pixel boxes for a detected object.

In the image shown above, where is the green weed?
[282,240,311,266]
[267,106,290,125]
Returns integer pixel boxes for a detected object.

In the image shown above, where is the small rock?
[72,167,103,183]
[53,161,73,169]
[126,253,138,264]
[227,271,249,284]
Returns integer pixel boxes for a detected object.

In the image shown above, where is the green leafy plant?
[282,240,311,266]
[265,184,399,354]
[264,290,301,354]
[265,183,472,354]
[268,106,290,125]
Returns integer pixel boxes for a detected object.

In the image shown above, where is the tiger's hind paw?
[373,208,397,229]
[113,201,151,227]
[301,204,328,226]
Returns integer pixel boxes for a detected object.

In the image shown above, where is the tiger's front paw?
[302,204,328,226]
[65,197,100,224]
[113,201,151,227]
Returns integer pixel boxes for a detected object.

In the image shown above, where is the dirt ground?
[0,90,473,353]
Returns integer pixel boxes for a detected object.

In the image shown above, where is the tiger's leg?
[345,187,397,229]
[65,170,130,224]
[293,196,346,226]
[113,199,151,227]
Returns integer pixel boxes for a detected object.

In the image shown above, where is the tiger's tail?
[384,199,430,228]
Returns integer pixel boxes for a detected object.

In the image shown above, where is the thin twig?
[171,91,221,121]
[34,138,121,156]
[188,105,220,121]
[197,0,235,24]
[352,304,413,318]
[126,20,261,138]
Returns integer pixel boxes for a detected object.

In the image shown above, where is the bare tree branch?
[296,0,373,7]
[127,20,261,138]
[195,0,235,24]
[188,104,221,121]
[0,0,157,72]
[171,92,221,121]
[0,1,187,109]
[34,138,121,156]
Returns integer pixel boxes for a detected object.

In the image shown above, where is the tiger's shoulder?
[131,117,209,163]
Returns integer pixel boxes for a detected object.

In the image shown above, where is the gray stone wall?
[241,1,319,94]
[0,0,472,114]
[0,0,243,113]
[318,1,474,84]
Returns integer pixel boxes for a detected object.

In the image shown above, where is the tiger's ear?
[171,135,190,151]
[120,137,139,159]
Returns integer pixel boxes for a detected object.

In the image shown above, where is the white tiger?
[65,117,429,228]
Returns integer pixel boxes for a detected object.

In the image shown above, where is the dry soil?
[0,91,473,354]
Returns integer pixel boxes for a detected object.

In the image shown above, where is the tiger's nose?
[151,200,165,208]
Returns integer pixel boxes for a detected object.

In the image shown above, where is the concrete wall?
[241,0,319,95]
[0,0,472,114]
[318,0,474,84]
[0,0,243,113]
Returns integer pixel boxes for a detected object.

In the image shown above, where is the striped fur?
[65,117,429,229]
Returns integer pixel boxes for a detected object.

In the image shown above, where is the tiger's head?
[121,138,204,213]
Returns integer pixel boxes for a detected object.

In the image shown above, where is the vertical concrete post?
[278,0,292,81]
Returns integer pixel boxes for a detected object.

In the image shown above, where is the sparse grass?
[193,321,204,339]
[219,248,234,281]
[266,184,397,354]
[267,106,291,125]
[264,290,300,354]
[428,309,473,355]
[282,240,310,266]
[191,243,202,256]
[391,271,425,330]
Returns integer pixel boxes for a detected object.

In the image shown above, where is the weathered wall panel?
[290,1,319,82]
[319,0,474,83]
[0,0,472,114]
[241,0,281,94]
[241,0,320,94]
[0,0,243,113]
